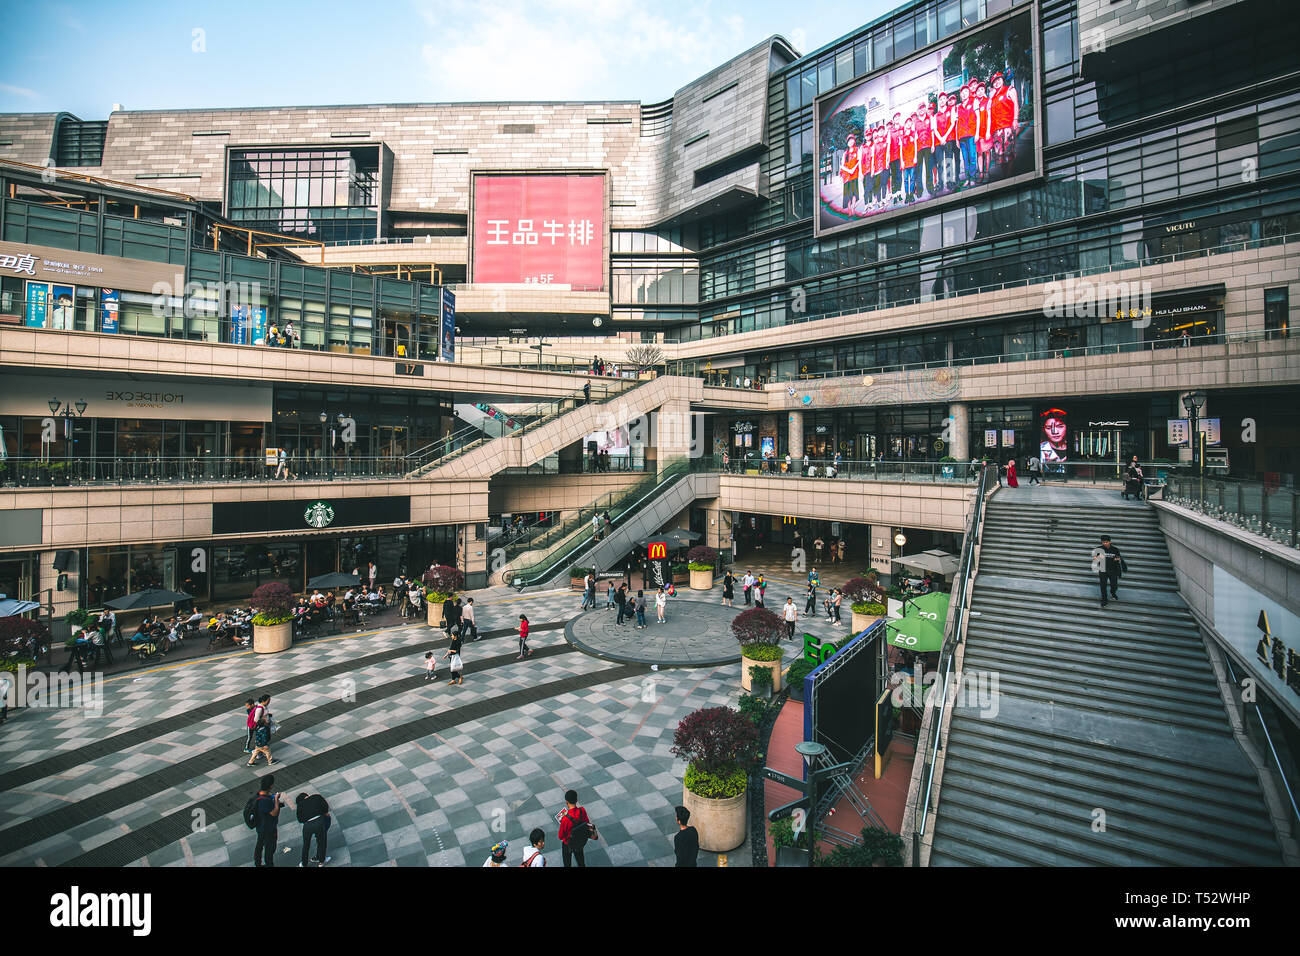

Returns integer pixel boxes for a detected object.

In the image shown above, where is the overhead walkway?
[928,486,1283,866]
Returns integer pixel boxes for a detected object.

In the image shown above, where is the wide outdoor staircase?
[496,459,717,590]
[928,487,1284,866]
[404,375,702,480]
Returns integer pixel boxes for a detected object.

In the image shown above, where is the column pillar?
[787,410,804,460]
[457,523,488,590]
[870,525,894,584]
[656,401,691,473]
[948,402,969,462]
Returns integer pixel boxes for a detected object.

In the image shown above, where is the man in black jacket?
[295,792,332,867]
[443,596,460,635]
[673,806,698,867]
[1096,535,1125,608]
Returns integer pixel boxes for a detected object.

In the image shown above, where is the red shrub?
[672,706,760,774]
[730,607,784,648]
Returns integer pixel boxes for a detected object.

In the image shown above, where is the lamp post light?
[1182,390,1207,504]
[48,398,87,472]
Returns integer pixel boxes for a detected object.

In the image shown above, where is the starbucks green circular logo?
[304,501,335,529]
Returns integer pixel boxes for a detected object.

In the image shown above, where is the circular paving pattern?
[565,596,746,667]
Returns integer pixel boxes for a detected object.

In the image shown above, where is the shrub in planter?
[683,763,749,799]
[740,642,783,662]
[731,607,784,650]
[786,657,817,700]
[64,608,97,630]
[736,692,768,726]
[671,563,689,575]
[421,565,464,605]
[851,600,887,616]
[818,826,905,867]
[748,664,773,696]
[250,582,295,626]
[771,815,810,850]
[686,546,717,571]
[0,657,37,674]
[569,566,593,579]
[673,705,760,777]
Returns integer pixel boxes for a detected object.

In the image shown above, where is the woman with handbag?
[556,789,598,867]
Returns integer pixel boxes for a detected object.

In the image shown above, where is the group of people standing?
[837,72,1021,214]
[589,356,620,377]
[721,570,767,608]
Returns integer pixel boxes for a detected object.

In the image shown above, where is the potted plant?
[251,581,295,653]
[671,562,690,585]
[732,606,785,692]
[771,813,812,865]
[785,657,817,702]
[818,826,905,867]
[686,545,717,591]
[748,663,773,699]
[49,461,70,486]
[843,577,886,633]
[569,566,592,590]
[672,705,759,853]
[422,565,464,628]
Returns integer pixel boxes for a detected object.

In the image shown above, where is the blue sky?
[0,0,899,116]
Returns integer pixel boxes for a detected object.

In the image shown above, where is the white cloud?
[0,83,39,99]
[415,0,749,101]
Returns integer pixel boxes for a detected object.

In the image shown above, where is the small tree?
[731,607,784,650]
[672,705,760,776]
[422,565,464,602]
[687,545,718,570]
[251,581,295,625]
[842,576,882,603]
[625,344,665,373]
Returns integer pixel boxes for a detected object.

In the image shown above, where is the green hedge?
[741,642,783,662]
[850,601,887,615]
[684,763,748,799]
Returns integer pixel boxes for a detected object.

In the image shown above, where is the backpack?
[564,808,594,850]
[244,792,271,829]
[520,847,546,867]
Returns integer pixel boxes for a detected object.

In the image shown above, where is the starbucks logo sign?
[304,501,335,529]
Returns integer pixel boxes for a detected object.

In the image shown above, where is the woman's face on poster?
[1043,416,1066,445]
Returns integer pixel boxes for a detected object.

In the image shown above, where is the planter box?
[253,621,292,654]
[689,568,714,591]
[682,783,747,854]
[741,653,783,693]
[672,571,689,585]
[851,611,883,634]
[426,602,446,628]
[788,672,805,702]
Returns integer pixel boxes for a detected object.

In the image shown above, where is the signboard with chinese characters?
[230,304,266,346]
[440,287,456,363]
[100,289,119,334]
[0,240,179,293]
[24,282,48,328]
[470,172,606,288]
[1001,429,1015,447]
[1166,418,1221,446]
[984,430,998,448]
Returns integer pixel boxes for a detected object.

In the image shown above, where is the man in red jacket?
[557,788,596,867]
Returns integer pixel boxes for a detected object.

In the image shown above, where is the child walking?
[424,651,439,682]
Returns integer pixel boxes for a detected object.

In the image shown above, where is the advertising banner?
[100,289,120,333]
[471,173,605,288]
[231,304,267,346]
[49,285,75,330]
[646,540,671,590]
[815,9,1038,236]
[440,287,456,363]
[1167,418,1221,446]
[24,282,48,328]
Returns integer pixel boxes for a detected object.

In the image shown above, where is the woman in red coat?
[517,614,531,659]
[1006,458,1019,488]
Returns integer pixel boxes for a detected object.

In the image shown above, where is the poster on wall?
[1001,429,1015,447]
[646,540,672,590]
[815,8,1039,236]
[440,287,456,363]
[24,282,48,328]
[1039,408,1068,466]
[984,430,998,448]
[760,436,775,458]
[99,289,120,333]
[48,285,75,330]
[231,304,267,346]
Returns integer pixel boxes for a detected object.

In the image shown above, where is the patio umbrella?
[885,591,951,652]
[891,549,960,578]
[0,597,41,617]
[104,588,193,610]
[308,572,362,588]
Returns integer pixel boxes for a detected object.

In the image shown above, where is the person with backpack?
[295,791,332,867]
[245,694,270,755]
[557,789,598,867]
[247,711,276,767]
[522,828,546,867]
[245,774,283,867]
[517,614,532,660]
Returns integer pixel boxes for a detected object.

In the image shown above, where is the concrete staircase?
[929,485,1282,866]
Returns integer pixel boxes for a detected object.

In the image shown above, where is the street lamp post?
[1182,390,1207,505]
[48,398,88,477]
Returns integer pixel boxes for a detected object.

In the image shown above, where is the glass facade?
[227,146,380,242]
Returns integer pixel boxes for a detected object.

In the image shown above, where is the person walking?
[242,698,257,753]
[522,829,547,867]
[655,587,667,624]
[295,791,332,867]
[783,597,798,641]
[831,588,844,627]
[805,580,818,616]
[1006,458,1019,488]
[674,806,699,867]
[442,594,458,635]
[517,614,532,659]
[557,789,598,868]
[424,651,439,682]
[443,632,465,685]
[462,597,478,641]
[606,580,616,610]
[722,570,735,608]
[1026,455,1041,484]
[755,574,767,608]
[250,775,283,867]
[1096,536,1126,608]
[635,590,647,629]
[581,572,595,611]
[247,711,276,767]
[742,570,754,606]
[367,561,378,591]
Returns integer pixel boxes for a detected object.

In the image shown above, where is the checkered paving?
[0,586,755,867]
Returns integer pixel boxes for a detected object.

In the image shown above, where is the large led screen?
[815,9,1039,236]
[470,172,606,289]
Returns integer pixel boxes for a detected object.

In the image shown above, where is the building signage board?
[24,282,48,328]
[0,372,273,422]
[440,287,456,363]
[470,172,606,288]
[1166,418,1221,446]
[0,240,181,296]
[213,496,411,535]
[100,289,120,333]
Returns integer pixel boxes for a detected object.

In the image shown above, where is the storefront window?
[87,549,129,607]
[212,542,302,602]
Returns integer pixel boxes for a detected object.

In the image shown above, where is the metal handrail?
[912,461,994,851]
[1164,475,1298,549]
[0,455,415,485]
[1221,656,1300,830]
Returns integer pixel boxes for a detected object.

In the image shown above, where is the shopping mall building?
[0,0,1296,617]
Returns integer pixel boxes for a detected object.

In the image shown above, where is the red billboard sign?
[471,173,605,289]
[647,541,668,560]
